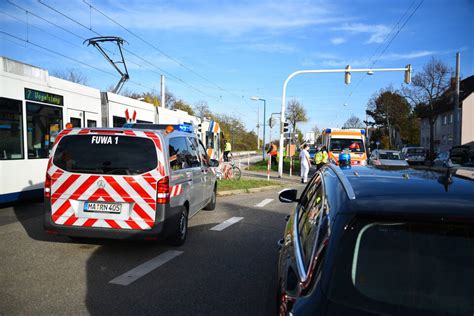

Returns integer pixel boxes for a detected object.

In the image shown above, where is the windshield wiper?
[69,167,104,174]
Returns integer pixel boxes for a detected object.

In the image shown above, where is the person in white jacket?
[299,144,311,183]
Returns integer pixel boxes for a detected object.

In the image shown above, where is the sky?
[1,0,473,141]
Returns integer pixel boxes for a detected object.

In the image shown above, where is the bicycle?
[217,153,242,180]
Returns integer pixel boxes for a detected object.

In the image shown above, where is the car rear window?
[407,148,425,154]
[53,134,158,175]
[328,220,474,314]
[379,152,402,160]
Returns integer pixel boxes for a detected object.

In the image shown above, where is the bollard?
[267,154,271,181]
[247,152,250,167]
[290,156,293,177]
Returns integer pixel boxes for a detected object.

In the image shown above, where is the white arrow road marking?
[255,198,273,208]
[210,217,244,231]
[109,250,183,286]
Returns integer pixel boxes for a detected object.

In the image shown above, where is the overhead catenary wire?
[4,1,164,94]
[36,0,220,101]
[7,0,254,114]
[342,0,424,106]
[0,30,160,93]
[81,0,248,103]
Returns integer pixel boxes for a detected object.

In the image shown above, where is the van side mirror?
[279,189,298,203]
[209,159,219,167]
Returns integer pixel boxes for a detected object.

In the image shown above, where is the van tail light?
[157,176,170,204]
[44,172,52,199]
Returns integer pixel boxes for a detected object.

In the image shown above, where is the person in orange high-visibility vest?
[267,142,278,165]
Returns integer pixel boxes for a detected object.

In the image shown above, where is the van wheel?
[204,186,217,211]
[169,207,188,246]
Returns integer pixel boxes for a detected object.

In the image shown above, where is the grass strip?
[247,157,302,173]
[217,178,279,192]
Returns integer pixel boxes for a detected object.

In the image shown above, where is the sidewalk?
[242,168,315,184]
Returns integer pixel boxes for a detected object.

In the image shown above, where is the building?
[419,75,474,153]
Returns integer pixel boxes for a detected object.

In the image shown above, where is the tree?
[402,58,451,155]
[165,89,176,108]
[312,124,322,143]
[194,101,213,118]
[342,115,364,129]
[52,69,87,84]
[367,87,414,148]
[286,99,308,133]
[213,113,258,151]
[172,100,195,115]
[295,127,304,144]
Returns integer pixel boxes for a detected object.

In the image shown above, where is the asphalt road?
[0,183,306,315]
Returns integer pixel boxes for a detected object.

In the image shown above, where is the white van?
[44,124,218,245]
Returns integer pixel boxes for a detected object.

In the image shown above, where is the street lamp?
[250,96,266,159]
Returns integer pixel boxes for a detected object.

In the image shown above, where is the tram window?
[87,120,97,127]
[70,117,81,128]
[0,98,23,160]
[26,102,63,159]
[113,116,126,127]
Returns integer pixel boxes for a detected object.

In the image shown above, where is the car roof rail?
[327,163,356,200]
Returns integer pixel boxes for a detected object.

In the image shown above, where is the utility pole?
[453,52,461,146]
[365,111,370,153]
[160,75,166,108]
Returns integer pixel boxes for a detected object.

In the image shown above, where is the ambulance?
[321,128,367,166]
[43,124,218,246]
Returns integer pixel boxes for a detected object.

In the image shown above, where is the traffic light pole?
[278,66,411,178]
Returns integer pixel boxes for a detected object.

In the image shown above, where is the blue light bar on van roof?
[325,128,331,133]
[177,123,193,133]
[121,122,194,133]
[361,129,365,135]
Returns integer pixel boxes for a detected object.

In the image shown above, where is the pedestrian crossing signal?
[282,122,289,133]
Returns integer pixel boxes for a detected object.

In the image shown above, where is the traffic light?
[197,123,202,133]
[268,117,273,128]
[344,65,351,84]
[404,64,412,84]
[282,121,289,133]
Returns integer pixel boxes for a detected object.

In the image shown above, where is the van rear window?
[328,220,474,314]
[53,135,157,175]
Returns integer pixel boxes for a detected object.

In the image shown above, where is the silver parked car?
[401,146,426,165]
[369,149,409,167]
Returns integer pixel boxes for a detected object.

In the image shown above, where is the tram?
[0,56,222,203]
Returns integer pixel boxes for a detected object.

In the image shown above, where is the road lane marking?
[109,250,183,286]
[210,217,244,231]
[255,198,273,208]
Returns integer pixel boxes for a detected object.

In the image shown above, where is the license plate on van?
[84,202,122,214]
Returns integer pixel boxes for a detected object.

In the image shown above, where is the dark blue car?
[277,165,474,315]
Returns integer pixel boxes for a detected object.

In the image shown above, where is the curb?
[217,185,283,197]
